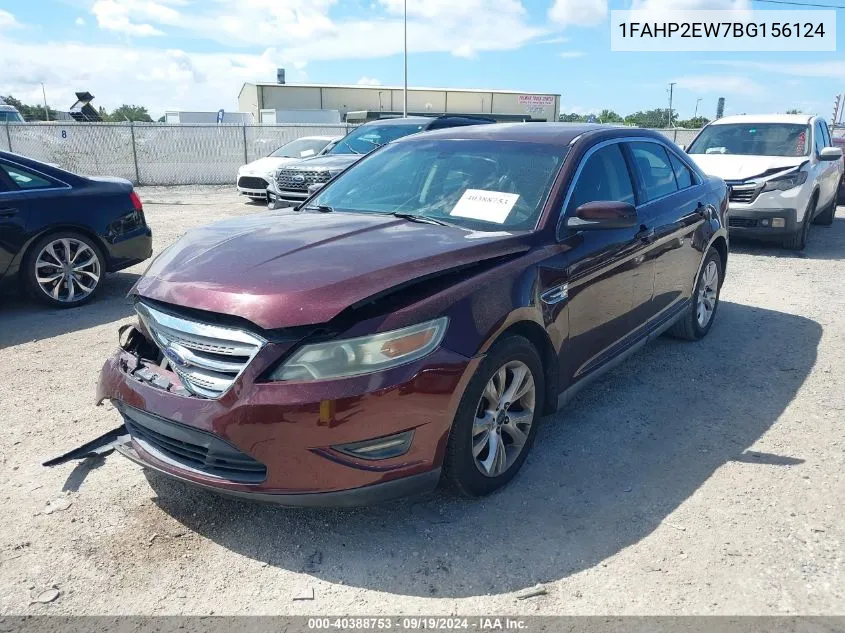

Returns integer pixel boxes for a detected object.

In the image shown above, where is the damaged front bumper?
[46,321,476,507]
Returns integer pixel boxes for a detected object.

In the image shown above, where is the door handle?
[0,207,18,217]
[636,227,656,243]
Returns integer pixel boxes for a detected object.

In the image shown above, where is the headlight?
[269,317,449,381]
[762,169,807,192]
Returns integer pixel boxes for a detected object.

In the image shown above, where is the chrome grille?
[728,184,760,204]
[136,302,265,399]
[275,168,332,192]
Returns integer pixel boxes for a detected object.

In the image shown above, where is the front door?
[544,141,656,391]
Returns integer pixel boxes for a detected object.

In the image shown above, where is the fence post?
[130,122,141,185]
[242,124,248,164]
[5,121,11,153]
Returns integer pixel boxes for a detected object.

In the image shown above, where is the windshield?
[328,123,427,155]
[688,123,810,157]
[0,110,24,123]
[270,137,332,159]
[310,139,566,231]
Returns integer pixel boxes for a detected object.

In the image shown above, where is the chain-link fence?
[1,122,354,185]
[1,121,703,186]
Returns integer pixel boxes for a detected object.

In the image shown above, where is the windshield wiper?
[390,212,454,227]
[302,204,334,213]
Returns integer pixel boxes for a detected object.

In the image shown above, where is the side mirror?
[307,182,326,194]
[566,201,638,230]
[819,147,843,162]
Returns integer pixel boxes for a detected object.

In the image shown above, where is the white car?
[236,136,339,200]
[687,114,843,250]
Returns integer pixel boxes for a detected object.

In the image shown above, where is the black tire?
[784,197,815,250]
[23,231,105,308]
[814,187,839,226]
[669,247,723,341]
[443,335,545,497]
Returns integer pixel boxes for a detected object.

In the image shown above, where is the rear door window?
[629,142,678,202]
[0,163,55,190]
[668,152,694,189]
[567,143,635,213]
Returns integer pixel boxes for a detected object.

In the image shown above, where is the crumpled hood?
[689,154,806,182]
[238,156,299,176]
[134,211,529,329]
[281,154,361,174]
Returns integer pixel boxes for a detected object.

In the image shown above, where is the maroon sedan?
[48,124,729,505]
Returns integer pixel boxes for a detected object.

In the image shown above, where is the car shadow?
[0,272,139,349]
[146,300,821,598]
[729,206,844,260]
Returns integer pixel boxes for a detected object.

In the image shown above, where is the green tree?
[677,116,710,128]
[624,108,676,128]
[0,94,58,121]
[597,109,623,123]
[105,104,153,122]
[559,112,588,122]
[785,108,802,114]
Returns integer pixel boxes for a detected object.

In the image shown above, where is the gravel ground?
[1,185,843,616]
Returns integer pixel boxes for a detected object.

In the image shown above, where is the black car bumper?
[727,208,798,240]
[106,227,153,271]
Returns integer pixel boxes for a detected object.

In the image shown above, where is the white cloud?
[632,0,749,8]
[357,76,381,86]
[549,0,607,27]
[0,9,21,29]
[559,50,585,58]
[75,17,86,26]
[672,74,765,97]
[706,60,845,81]
[537,36,569,44]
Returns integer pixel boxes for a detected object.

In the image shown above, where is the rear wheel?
[670,247,723,341]
[443,335,544,497]
[23,232,105,308]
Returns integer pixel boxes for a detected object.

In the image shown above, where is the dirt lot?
[1,186,843,615]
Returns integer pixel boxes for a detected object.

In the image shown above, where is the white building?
[238,83,560,123]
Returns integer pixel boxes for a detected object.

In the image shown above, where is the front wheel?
[23,232,105,308]
[443,335,545,497]
[784,197,814,250]
[670,247,723,341]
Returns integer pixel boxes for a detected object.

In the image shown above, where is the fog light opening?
[333,430,414,461]
[771,218,786,228]
[760,219,771,227]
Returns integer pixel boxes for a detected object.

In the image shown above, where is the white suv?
[687,114,843,250]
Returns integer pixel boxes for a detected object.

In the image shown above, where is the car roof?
[396,122,636,146]
[709,114,815,126]
[361,116,434,126]
[296,135,338,141]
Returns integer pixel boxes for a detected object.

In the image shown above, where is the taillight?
[129,190,143,211]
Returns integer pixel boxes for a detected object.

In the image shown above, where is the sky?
[0,0,843,121]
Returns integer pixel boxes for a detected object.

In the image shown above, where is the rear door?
[549,141,656,388]
[625,140,707,326]
[0,159,71,276]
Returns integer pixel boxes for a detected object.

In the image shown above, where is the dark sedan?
[50,124,728,505]
[0,151,153,307]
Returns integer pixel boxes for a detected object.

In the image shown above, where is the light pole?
[403,0,408,117]
[667,82,676,128]
[41,82,49,122]
[694,98,702,120]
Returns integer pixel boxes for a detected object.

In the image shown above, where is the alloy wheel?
[472,360,536,478]
[696,260,719,328]
[34,238,101,303]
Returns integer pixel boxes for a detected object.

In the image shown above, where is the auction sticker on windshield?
[450,189,519,224]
